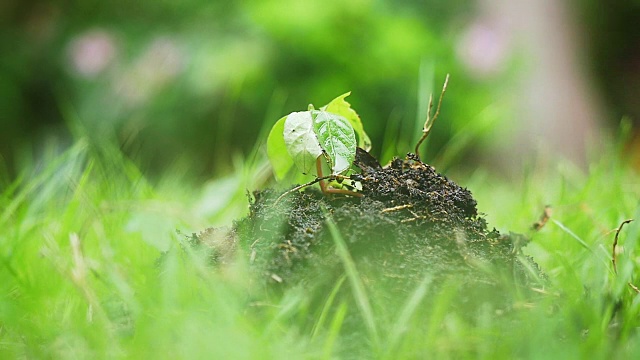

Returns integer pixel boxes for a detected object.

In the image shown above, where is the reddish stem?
[316,157,363,197]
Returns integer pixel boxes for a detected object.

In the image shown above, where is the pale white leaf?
[284,111,324,175]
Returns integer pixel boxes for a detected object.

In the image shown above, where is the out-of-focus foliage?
[1,0,518,179]
[580,1,640,122]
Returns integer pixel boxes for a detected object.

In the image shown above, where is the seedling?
[267,75,449,199]
[267,92,370,197]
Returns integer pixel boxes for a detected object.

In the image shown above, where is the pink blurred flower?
[457,21,509,77]
[67,29,117,78]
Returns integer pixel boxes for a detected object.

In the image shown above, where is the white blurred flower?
[114,36,186,106]
[141,37,185,80]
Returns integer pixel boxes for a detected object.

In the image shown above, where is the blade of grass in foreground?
[0,140,88,228]
[324,213,380,349]
[551,218,613,272]
[311,275,346,339]
[551,219,591,251]
[323,301,348,359]
[384,274,432,358]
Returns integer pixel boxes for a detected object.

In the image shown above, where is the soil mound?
[220,149,540,301]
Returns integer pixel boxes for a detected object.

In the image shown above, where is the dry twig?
[273,176,329,206]
[532,206,552,231]
[381,204,413,213]
[414,74,450,160]
[612,219,633,274]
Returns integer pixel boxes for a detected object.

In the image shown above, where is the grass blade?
[385,274,432,356]
[551,219,591,251]
[311,275,346,339]
[324,214,380,347]
[322,301,348,359]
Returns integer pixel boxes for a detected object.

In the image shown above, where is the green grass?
[2,133,640,359]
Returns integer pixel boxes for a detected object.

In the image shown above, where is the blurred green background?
[1,0,639,181]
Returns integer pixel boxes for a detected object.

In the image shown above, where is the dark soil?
[196,149,541,303]
[190,148,542,357]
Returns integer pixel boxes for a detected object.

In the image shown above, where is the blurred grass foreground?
[2,0,640,358]
[2,107,640,358]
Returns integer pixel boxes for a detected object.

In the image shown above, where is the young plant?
[267,93,370,196]
[267,75,449,198]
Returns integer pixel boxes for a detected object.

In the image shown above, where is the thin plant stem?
[612,219,634,274]
[414,74,450,160]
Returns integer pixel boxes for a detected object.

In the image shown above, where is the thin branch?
[612,219,633,274]
[429,74,450,132]
[609,219,640,293]
[273,175,331,206]
[414,74,450,160]
[612,219,634,274]
[272,159,359,206]
[401,210,427,223]
[532,205,552,231]
[381,204,413,213]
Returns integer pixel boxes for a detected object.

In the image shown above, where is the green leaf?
[322,92,372,151]
[268,93,364,180]
[266,116,294,180]
[312,110,356,175]
[283,111,324,175]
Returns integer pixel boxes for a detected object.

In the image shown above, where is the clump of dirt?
[201,149,541,306]
[189,148,542,358]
